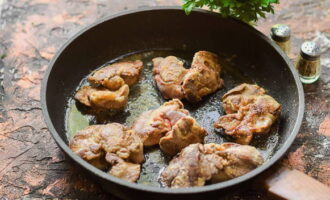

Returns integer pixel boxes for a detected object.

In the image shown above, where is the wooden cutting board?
[264,166,330,200]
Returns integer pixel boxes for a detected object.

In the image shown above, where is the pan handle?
[263,166,330,200]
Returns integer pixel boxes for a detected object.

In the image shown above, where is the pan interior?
[65,49,280,187]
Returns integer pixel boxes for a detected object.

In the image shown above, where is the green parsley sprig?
[182,0,279,23]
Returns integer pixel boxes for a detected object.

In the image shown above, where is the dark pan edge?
[41,6,305,194]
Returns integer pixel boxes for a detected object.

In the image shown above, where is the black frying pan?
[41,7,304,200]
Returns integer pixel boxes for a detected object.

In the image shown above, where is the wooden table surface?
[0,0,329,199]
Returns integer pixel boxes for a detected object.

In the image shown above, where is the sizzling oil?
[65,50,280,187]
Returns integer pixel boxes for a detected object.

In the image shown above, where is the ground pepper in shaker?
[295,41,321,84]
[270,24,291,54]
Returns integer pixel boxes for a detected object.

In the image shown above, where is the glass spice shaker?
[295,41,321,84]
[270,24,291,54]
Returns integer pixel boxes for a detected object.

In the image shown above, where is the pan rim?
[41,6,305,194]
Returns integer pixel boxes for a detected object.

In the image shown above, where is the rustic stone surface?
[319,116,330,137]
[257,0,330,190]
[0,0,329,199]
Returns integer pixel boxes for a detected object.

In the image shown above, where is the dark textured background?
[0,0,329,199]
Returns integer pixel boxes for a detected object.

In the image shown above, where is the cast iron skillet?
[41,7,304,200]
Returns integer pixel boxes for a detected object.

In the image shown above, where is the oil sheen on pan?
[65,49,280,187]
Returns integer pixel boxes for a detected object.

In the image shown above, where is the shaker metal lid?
[300,41,321,60]
[270,24,291,42]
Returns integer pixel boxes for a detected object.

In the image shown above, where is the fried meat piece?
[132,99,188,146]
[69,123,144,181]
[160,143,205,188]
[182,51,224,102]
[159,115,207,156]
[214,84,281,144]
[152,56,188,99]
[69,125,106,169]
[98,123,144,163]
[75,60,143,110]
[222,83,266,114]
[152,51,224,102]
[132,99,207,155]
[106,153,141,182]
[204,143,264,182]
[88,60,143,90]
[160,143,263,188]
[74,85,129,110]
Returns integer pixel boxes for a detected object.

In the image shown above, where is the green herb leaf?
[182,0,279,23]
